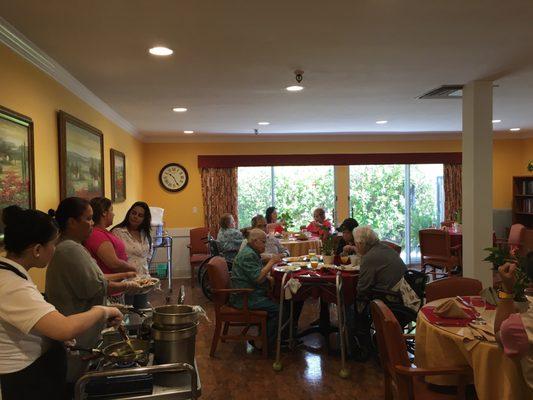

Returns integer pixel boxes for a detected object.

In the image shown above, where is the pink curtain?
[200,167,238,236]
[444,164,462,222]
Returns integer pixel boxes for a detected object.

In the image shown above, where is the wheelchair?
[197,235,234,301]
[367,269,428,357]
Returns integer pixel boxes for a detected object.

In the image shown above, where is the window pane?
[409,164,444,260]
[273,166,334,231]
[349,165,406,248]
[237,167,272,228]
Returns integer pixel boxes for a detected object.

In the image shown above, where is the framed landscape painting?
[58,111,104,200]
[110,149,126,203]
[0,106,35,242]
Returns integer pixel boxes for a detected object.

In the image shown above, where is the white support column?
[462,81,493,287]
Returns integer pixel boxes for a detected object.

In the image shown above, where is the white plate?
[288,261,309,267]
[274,265,302,272]
[282,256,307,263]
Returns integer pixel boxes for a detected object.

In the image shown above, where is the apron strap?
[0,261,28,280]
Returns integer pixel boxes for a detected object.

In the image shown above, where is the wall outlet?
[192,206,198,214]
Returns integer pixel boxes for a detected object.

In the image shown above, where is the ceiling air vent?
[418,85,463,99]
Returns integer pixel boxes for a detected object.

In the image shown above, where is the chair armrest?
[394,365,471,377]
[213,288,254,315]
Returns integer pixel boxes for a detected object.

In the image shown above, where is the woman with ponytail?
[0,205,123,400]
[45,197,139,387]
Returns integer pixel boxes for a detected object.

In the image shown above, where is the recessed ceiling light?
[510,128,521,132]
[286,85,304,92]
[184,130,194,134]
[492,119,502,123]
[172,107,188,112]
[149,46,173,56]
[258,121,270,126]
[376,120,388,124]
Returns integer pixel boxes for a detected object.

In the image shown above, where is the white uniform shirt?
[111,227,152,275]
[0,257,56,373]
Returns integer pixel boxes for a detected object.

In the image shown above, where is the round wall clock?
[159,163,189,192]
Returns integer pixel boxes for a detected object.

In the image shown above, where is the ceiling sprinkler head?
[294,70,304,84]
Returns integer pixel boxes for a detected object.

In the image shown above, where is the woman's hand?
[343,244,356,254]
[498,262,517,292]
[94,305,124,327]
[122,280,142,294]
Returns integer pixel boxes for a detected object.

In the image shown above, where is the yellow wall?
[0,44,144,286]
[143,138,532,228]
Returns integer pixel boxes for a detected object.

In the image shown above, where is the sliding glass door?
[237,166,334,229]
[350,164,443,263]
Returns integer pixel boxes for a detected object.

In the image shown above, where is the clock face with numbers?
[159,163,189,192]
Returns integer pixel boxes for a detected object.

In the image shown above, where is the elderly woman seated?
[216,213,243,264]
[305,207,333,236]
[240,215,289,259]
[351,226,407,359]
[494,253,533,391]
[230,229,282,350]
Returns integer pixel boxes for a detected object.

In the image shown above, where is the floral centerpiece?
[317,224,336,263]
[278,211,294,232]
[484,246,531,301]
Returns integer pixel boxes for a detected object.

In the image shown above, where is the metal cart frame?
[75,361,199,400]
[149,235,173,292]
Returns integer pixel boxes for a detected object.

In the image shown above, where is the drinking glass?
[471,297,486,324]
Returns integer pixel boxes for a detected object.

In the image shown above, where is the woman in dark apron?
[0,205,123,400]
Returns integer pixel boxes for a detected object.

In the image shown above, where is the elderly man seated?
[240,215,289,259]
[230,228,282,350]
[351,226,407,359]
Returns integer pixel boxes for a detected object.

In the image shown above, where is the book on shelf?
[522,180,533,195]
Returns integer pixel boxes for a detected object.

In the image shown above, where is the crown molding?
[141,129,533,143]
[0,17,140,138]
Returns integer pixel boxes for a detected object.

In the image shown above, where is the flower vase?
[322,255,335,265]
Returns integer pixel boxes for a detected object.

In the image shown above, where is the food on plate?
[132,277,158,287]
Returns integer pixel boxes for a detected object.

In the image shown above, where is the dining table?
[415,297,532,400]
[279,237,322,257]
[271,264,359,378]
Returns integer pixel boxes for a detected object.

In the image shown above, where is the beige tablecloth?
[415,298,532,400]
[279,238,321,257]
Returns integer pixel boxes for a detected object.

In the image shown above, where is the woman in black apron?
[0,206,123,400]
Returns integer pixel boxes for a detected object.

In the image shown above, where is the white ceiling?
[1,0,533,139]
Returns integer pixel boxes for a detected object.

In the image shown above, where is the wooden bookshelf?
[513,176,533,228]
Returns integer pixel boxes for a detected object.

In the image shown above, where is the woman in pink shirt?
[84,197,137,275]
[306,207,333,237]
[495,253,533,391]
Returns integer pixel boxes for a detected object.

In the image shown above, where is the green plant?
[484,246,530,301]
[278,211,294,231]
[318,224,335,256]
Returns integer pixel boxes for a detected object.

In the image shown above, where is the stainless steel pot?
[152,304,198,328]
[152,322,198,366]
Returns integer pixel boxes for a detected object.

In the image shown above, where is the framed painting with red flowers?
[0,105,35,243]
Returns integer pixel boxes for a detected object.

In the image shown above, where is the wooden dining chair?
[425,277,483,303]
[206,256,268,358]
[495,223,525,254]
[370,300,471,400]
[419,229,462,279]
[188,227,210,287]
